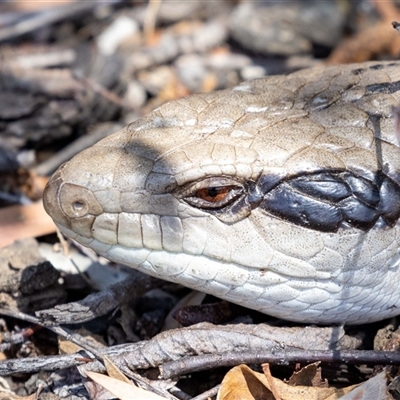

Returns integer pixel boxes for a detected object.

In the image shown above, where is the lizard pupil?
[208,187,221,197]
[196,186,230,202]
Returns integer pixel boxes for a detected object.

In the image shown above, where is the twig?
[36,270,164,325]
[0,352,90,376]
[74,72,134,110]
[0,2,118,42]
[0,322,344,376]
[0,308,103,359]
[143,0,162,44]
[191,385,220,400]
[0,326,42,352]
[159,349,400,379]
[2,342,400,382]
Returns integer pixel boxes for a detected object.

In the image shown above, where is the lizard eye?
[195,186,236,203]
[178,177,244,210]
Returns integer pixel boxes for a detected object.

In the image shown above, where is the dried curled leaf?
[217,364,361,400]
[287,362,328,388]
[85,370,168,400]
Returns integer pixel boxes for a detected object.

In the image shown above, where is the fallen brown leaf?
[85,370,168,400]
[103,355,132,384]
[288,362,328,388]
[327,0,400,64]
[217,364,358,400]
[0,202,56,248]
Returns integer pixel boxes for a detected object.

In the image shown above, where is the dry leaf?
[59,328,105,355]
[58,339,82,355]
[103,355,132,384]
[85,370,168,400]
[217,364,275,400]
[262,363,282,400]
[327,0,400,64]
[0,202,56,248]
[217,364,356,400]
[288,362,328,388]
[338,372,388,400]
[163,290,207,330]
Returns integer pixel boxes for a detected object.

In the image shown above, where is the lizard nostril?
[72,201,84,211]
[59,183,103,219]
[67,198,89,217]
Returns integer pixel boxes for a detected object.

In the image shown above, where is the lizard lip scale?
[44,61,400,325]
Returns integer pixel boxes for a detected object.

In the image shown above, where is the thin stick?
[160,349,400,379]
[143,0,162,44]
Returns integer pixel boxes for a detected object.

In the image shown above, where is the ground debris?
[1,0,400,398]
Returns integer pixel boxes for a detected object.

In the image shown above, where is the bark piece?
[0,238,65,313]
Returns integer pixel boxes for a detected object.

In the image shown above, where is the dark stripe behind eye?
[258,170,400,232]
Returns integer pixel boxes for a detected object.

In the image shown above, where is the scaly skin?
[44,61,400,324]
